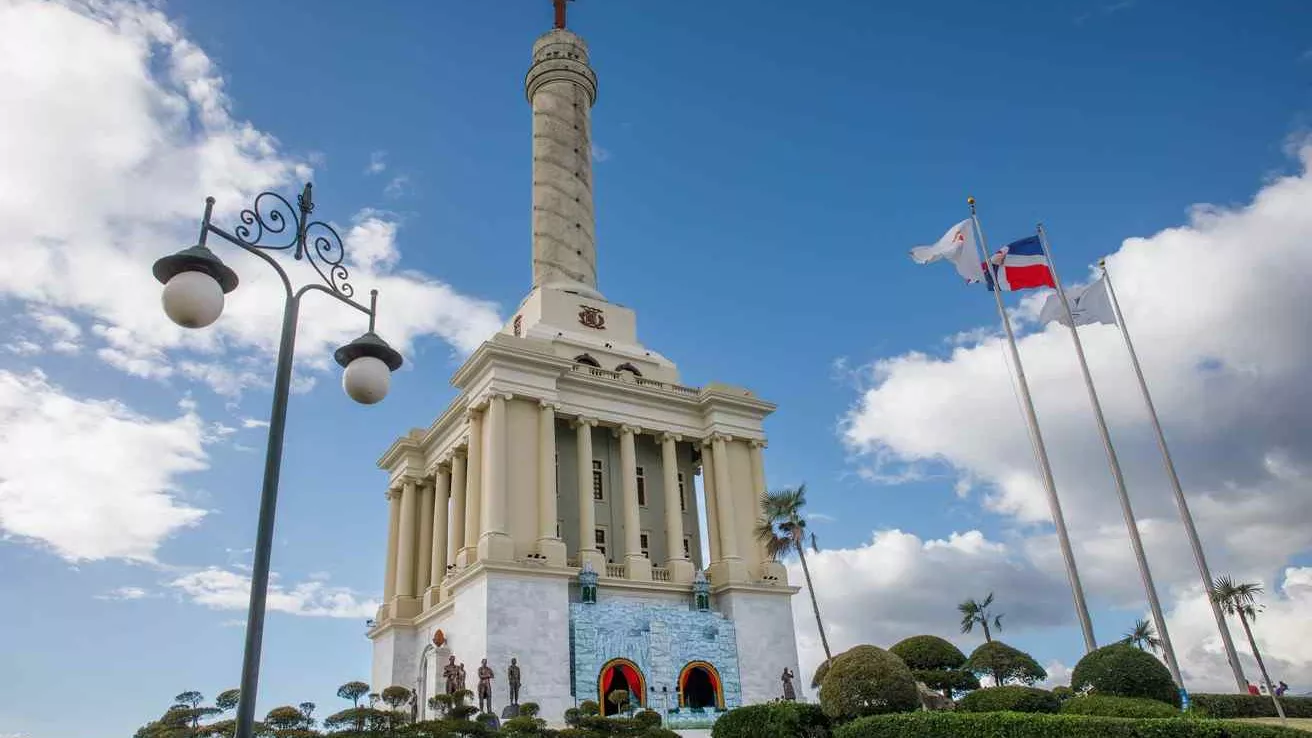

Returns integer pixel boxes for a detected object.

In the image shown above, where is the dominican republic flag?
[984,235,1056,291]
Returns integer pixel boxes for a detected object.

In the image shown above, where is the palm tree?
[756,484,832,661]
[959,592,1004,643]
[1122,618,1162,653]
[1211,576,1286,721]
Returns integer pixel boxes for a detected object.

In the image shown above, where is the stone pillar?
[426,464,451,609]
[662,433,694,583]
[479,394,515,562]
[619,425,651,581]
[537,401,566,564]
[574,418,605,571]
[459,408,484,567]
[750,440,787,583]
[449,449,468,561]
[711,434,748,584]
[382,486,401,606]
[416,477,435,594]
[701,442,721,565]
[393,478,421,617]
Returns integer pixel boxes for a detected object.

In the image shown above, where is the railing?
[605,563,626,579]
[568,364,700,396]
[651,566,671,582]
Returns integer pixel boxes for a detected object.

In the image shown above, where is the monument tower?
[369,2,801,725]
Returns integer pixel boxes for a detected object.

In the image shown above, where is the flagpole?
[1100,261,1247,693]
[968,198,1097,653]
[1036,224,1183,689]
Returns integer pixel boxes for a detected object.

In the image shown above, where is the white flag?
[1039,275,1116,327]
[910,219,984,283]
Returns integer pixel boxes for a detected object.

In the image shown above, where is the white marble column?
[449,449,467,562]
[416,477,435,594]
[537,401,566,564]
[619,425,651,580]
[460,408,484,567]
[426,463,451,608]
[750,440,787,583]
[711,434,748,583]
[383,486,401,605]
[701,442,721,565]
[478,393,514,562]
[662,433,694,583]
[574,417,604,571]
[395,478,419,599]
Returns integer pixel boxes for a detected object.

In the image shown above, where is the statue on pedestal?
[781,667,796,701]
[443,655,460,695]
[477,658,495,713]
[508,657,522,705]
[458,662,468,692]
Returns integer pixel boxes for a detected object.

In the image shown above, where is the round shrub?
[819,645,920,721]
[1070,643,1179,706]
[911,668,980,695]
[963,641,1047,686]
[1060,694,1179,718]
[812,649,849,689]
[957,686,1059,714]
[578,700,600,716]
[635,708,662,727]
[890,635,968,671]
[1052,685,1075,702]
[711,702,831,738]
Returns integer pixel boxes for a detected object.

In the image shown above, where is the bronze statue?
[458,662,468,691]
[508,657,522,705]
[477,658,495,713]
[781,667,796,701]
[443,655,460,695]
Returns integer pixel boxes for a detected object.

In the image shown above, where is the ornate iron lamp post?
[152,183,404,738]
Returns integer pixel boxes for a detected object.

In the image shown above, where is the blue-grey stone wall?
[570,600,742,713]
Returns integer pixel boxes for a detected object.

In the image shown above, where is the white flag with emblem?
[910,219,984,283]
[1039,275,1116,327]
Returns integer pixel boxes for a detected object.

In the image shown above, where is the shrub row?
[957,686,1060,714]
[711,702,830,738]
[1060,694,1180,718]
[833,711,1308,738]
[1190,693,1312,719]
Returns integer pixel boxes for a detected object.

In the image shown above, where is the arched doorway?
[598,658,646,716]
[678,661,724,710]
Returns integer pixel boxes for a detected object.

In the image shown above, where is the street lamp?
[153,183,403,738]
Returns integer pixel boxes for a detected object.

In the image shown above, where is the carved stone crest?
[578,305,606,330]
[433,629,446,647]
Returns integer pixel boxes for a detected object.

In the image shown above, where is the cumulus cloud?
[0,370,208,561]
[169,567,377,618]
[835,141,1312,689]
[0,0,500,397]
[365,150,387,175]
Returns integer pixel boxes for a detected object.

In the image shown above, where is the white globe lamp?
[152,244,239,329]
[334,331,403,406]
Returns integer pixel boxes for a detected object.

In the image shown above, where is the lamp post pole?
[153,184,404,738]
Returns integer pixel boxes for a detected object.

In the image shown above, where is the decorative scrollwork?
[223,185,355,299]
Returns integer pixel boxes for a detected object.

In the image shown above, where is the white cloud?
[0,0,501,396]
[384,175,410,198]
[240,417,270,429]
[96,586,151,600]
[169,567,377,618]
[838,140,1312,688]
[366,150,387,175]
[591,144,611,163]
[0,370,208,561]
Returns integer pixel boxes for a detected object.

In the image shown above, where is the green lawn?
[1229,718,1312,733]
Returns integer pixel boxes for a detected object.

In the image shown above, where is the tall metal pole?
[233,294,301,738]
[1036,225,1183,688]
[1100,262,1247,693]
[968,200,1097,653]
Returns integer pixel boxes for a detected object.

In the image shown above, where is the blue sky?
[1,1,1311,736]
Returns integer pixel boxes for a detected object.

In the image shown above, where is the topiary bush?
[956,686,1059,714]
[1190,693,1312,719]
[712,702,831,738]
[1051,685,1075,703]
[819,645,920,721]
[634,708,662,727]
[890,636,968,671]
[963,641,1047,686]
[1070,643,1178,707]
[813,650,849,689]
[1060,694,1179,718]
[832,711,1309,738]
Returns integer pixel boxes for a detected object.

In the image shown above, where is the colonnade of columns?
[381,396,767,619]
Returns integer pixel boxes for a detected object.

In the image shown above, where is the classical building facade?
[368,10,800,726]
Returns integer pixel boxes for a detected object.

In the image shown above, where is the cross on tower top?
[553,0,574,29]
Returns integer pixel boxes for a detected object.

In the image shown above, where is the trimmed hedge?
[890,635,968,671]
[911,668,980,694]
[832,711,1309,738]
[964,641,1048,685]
[1071,644,1179,707]
[1190,693,1312,719]
[957,686,1060,714]
[711,702,831,738]
[819,645,921,721]
[1060,694,1180,718]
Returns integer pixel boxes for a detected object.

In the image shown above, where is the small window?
[678,472,687,512]
[595,528,607,557]
[640,532,651,558]
[683,537,692,559]
[636,466,647,506]
[615,362,643,377]
[592,460,604,501]
[574,353,601,368]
